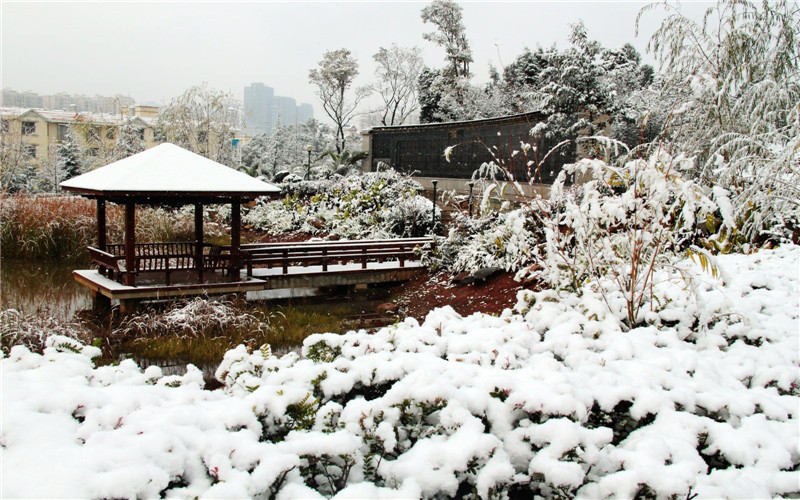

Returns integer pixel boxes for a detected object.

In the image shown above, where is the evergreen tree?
[56,133,82,181]
[114,120,146,160]
[418,0,478,123]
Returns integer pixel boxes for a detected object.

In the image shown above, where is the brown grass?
[1,194,223,262]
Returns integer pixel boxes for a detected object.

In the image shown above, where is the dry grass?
[0,308,90,355]
[106,298,349,367]
[1,294,351,369]
[0,194,223,262]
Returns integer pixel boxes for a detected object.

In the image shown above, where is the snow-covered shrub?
[2,247,798,498]
[0,308,87,355]
[437,209,540,273]
[244,169,437,239]
[532,151,730,329]
[116,297,273,341]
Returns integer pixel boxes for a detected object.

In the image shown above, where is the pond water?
[1,259,396,381]
[1,259,93,320]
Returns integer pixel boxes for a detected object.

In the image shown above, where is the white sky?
[1,1,712,115]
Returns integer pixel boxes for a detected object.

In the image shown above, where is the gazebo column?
[97,198,107,251]
[97,198,107,276]
[124,201,136,287]
[195,202,204,283]
[231,200,241,278]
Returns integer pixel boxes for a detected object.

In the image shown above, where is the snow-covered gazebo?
[61,143,280,311]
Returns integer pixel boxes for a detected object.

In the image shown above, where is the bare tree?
[156,83,243,166]
[309,49,369,154]
[372,44,423,126]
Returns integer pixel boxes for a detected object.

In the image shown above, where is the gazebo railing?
[90,242,233,285]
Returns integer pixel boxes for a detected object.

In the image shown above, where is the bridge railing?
[241,237,435,277]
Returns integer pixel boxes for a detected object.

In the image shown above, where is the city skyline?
[243,82,314,136]
[2,1,712,121]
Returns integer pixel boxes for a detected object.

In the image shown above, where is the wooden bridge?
[75,237,435,313]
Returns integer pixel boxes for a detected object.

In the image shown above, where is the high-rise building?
[297,103,314,124]
[243,82,275,136]
[273,96,297,125]
[243,82,313,136]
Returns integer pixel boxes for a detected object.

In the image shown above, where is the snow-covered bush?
[642,0,800,243]
[244,169,438,239]
[535,151,730,329]
[3,247,797,498]
[0,308,87,355]
[116,297,273,341]
[437,209,540,273]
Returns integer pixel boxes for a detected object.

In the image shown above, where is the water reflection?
[1,259,91,320]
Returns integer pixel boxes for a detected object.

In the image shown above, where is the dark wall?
[369,114,574,184]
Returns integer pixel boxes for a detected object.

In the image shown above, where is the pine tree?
[114,120,146,160]
[56,133,82,180]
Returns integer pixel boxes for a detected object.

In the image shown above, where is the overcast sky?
[1,1,712,114]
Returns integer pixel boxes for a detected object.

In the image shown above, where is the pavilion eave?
[61,186,280,203]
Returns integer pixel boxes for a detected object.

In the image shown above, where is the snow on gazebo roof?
[60,143,280,199]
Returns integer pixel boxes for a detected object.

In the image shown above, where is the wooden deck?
[76,237,434,312]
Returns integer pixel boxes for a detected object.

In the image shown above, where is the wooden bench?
[241,238,435,277]
[88,247,127,281]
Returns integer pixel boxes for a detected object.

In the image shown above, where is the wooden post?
[119,299,138,316]
[97,198,107,276]
[97,198,107,251]
[124,201,136,286]
[195,202,204,283]
[91,290,111,314]
[231,200,241,278]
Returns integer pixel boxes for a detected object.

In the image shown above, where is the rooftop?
[60,143,280,200]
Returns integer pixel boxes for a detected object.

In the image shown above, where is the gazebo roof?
[60,143,280,200]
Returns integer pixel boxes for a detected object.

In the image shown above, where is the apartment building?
[1,106,158,166]
[1,89,136,114]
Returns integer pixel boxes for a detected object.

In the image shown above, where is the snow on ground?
[2,246,798,498]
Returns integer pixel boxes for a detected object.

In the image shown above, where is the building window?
[106,127,116,140]
[23,144,37,158]
[0,119,9,134]
[137,129,145,140]
[57,123,70,142]
[21,121,36,135]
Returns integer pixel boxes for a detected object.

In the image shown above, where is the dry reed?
[1,194,222,262]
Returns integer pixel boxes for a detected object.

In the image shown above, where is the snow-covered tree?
[309,49,369,154]
[114,120,146,159]
[57,133,82,180]
[0,121,37,192]
[155,83,242,167]
[418,0,482,123]
[640,0,800,242]
[239,119,338,180]
[421,0,472,80]
[372,44,424,126]
[67,117,117,172]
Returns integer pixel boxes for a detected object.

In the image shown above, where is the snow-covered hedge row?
[2,247,798,498]
[244,170,438,240]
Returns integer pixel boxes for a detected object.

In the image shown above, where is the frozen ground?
[2,246,798,498]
